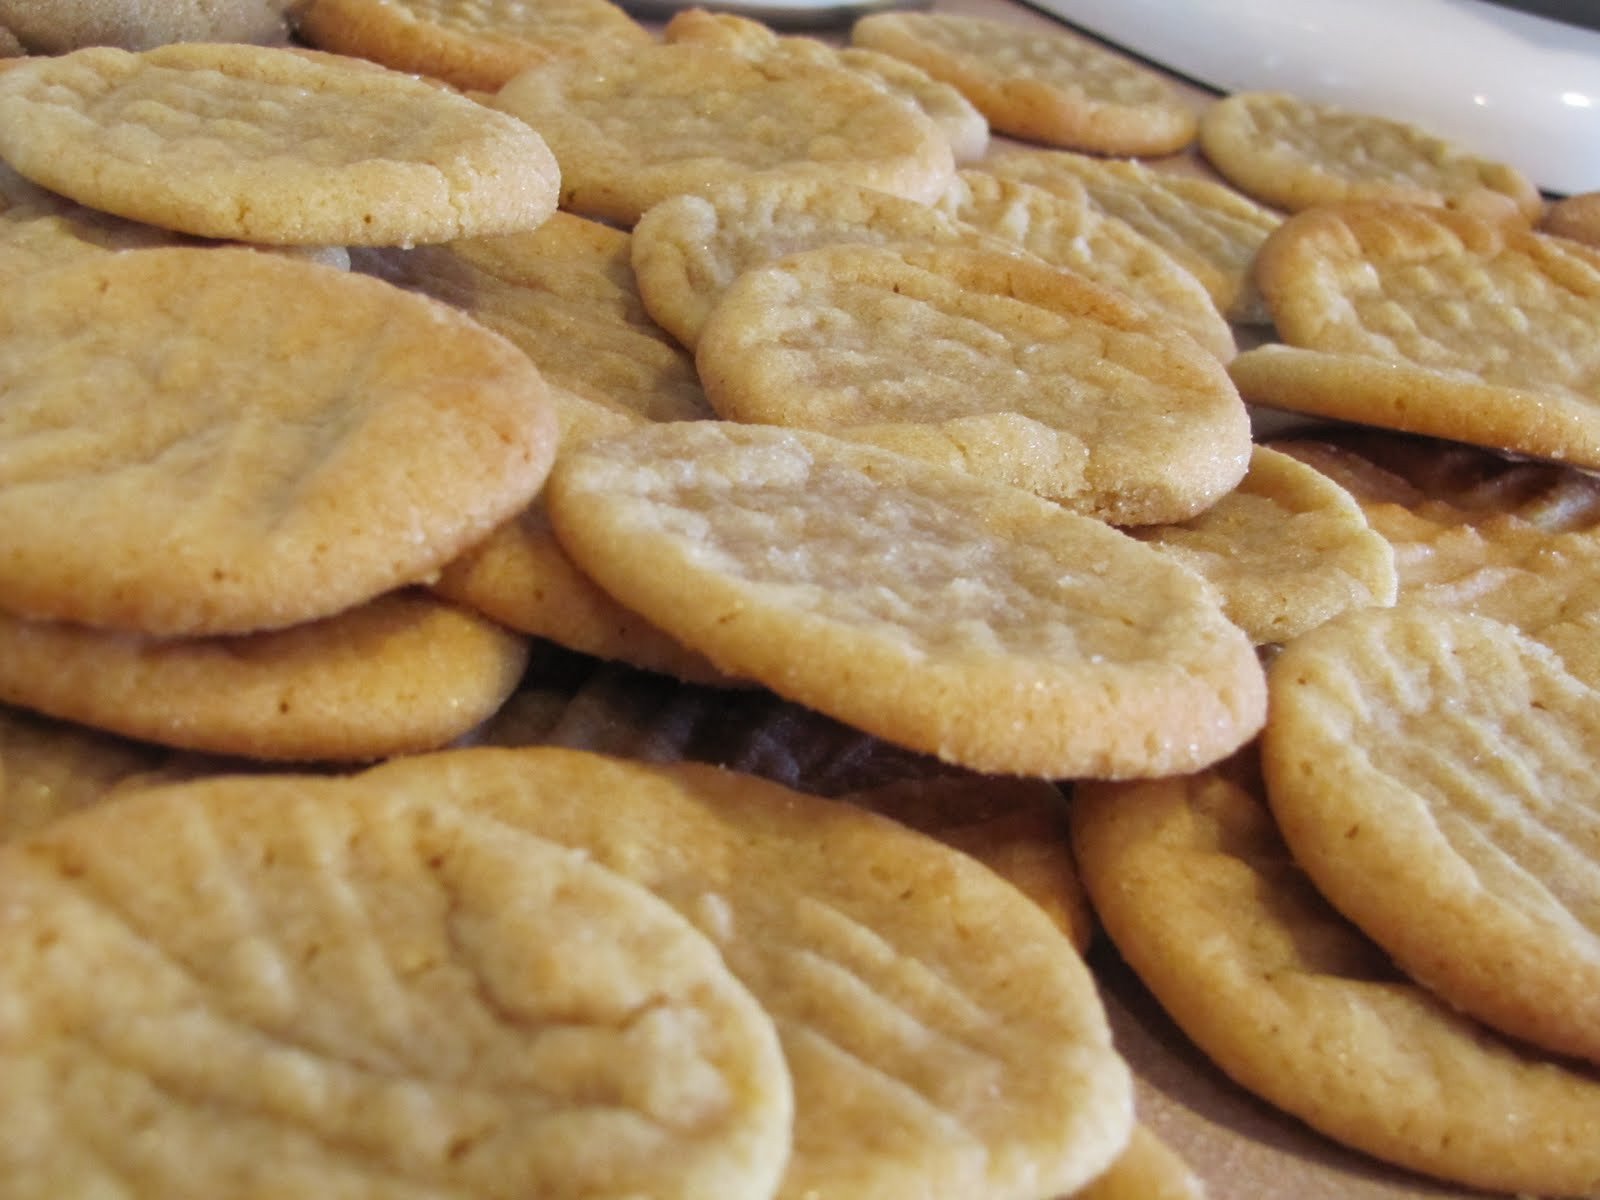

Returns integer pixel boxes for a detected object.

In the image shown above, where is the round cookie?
[0,590,532,762]
[630,173,993,352]
[1127,444,1398,645]
[1262,603,1600,1067]
[1233,202,1600,470]
[661,8,990,165]
[545,421,1266,780]
[0,763,794,1200]
[488,39,957,226]
[1198,90,1542,222]
[356,745,1137,1200]
[933,168,1236,362]
[1072,748,1600,1197]
[0,42,560,246]
[983,146,1282,324]
[294,0,652,92]
[0,0,295,52]
[693,242,1252,524]
[0,246,558,636]
[851,10,1197,156]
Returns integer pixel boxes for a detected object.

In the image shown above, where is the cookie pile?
[0,3,1597,1198]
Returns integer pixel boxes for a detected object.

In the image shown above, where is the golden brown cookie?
[0,42,560,245]
[1074,747,1600,1196]
[295,0,652,91]
[694,242,1251,523]
[0,0,295,52]
[661,7,990,165]
[0,760,795,1199]
[0,590,531,762]
[851,10,1197,156]
[1127,444,1397,644]
[983,146,1282,324]
[357,745,1136,1200]
[1198,90,1542,222]
[1234,202,1600,469]
[1261,603,1600,1067]
[630,173,994,352]
[545,421,1266,780]
[933,168,1236,362]
[489,40,957,226]
[0,246,558,636]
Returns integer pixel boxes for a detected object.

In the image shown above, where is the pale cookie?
[0,24,22,56]
[0,0,295,52]
[545,421,1266,779]
[0,765,794,1200]
[352,213,710,424]
[0,42,560,246]
[1234,202,1600,468]
[1127,444,1398,645]
[851,10,1196,156]
[0,247,558,636]
[694,242,1252,524]
[1273,428,1600,681]
[0,589,532,763]
[1073,748,1600,1197]
[933,168,1236,362]
[1545,190,1600,248]
[0,161,350,283]
[1262,603,1600,1067]
[295,0,651,92]
[631,173,993,352]
[983,146,1282,324]
[662,8,989,164]
[0,704,209,842]
[473,657,1095,949]
[1198,90,1542,222]
[357,745,1135,1199]
[489,40,956,226]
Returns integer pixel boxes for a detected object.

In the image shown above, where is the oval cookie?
[545,421,1266,780]
[0,42,560,245]
[0,766,794,1199]
[489,40,956,226]
[1262,603,1600,1066]
[851,10,1197,156]
[694,242,1251,524]
[1073,748,1600,1197]
[1236,202,1600,469]
[1198,90,1541,222]
[0,590,532,762]
[0,247,558,636]
[295,0,652,91]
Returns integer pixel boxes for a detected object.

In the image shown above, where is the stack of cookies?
[0,2,1597,1198]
